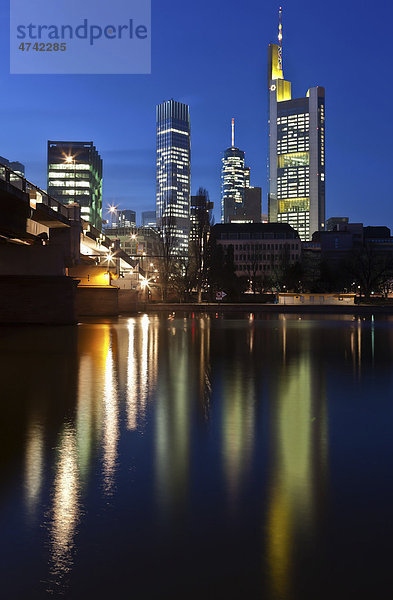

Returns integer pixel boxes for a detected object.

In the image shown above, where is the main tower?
[267,8,325,240]
[221,119,250,223]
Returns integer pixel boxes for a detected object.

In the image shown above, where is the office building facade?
[211,222,301,277]
[47,141,103,230]
[190,188,214,242]
[229,186,262,223]
[0,156,25,177]
[268,9,325,241]
[118,209,136,228]
[142,210,156,228]
[156,100,191,258]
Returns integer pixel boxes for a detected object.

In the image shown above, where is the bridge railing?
[0,162,69,220]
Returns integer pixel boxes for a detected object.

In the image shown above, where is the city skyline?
[0,1,392,227]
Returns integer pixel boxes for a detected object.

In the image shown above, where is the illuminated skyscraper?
[156,100,191,258]
[221,119,250,223]
[47,141,103,230]
[268,8,325,241]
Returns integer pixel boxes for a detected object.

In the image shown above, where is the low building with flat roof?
[211,222,301,277]
[278,292,355,305]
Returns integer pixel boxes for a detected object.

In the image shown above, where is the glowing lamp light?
[140,277,149,290]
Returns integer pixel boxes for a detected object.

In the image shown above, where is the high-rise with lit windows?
[47,141,103,231]
[267,8,325,241]
[221,119,251,223]
[156,100,191,258]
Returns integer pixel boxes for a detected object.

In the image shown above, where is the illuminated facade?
[221,119,250,223]
[47,141,103,230]
[156,100,191,258]
[268,9,325,241]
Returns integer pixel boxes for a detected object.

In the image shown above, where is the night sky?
[0,0,392,226]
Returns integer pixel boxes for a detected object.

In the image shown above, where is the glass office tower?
[47,141,103,230]
[267,9,325,241]
[221,119,250,223]
[142,210,156,228]
[156,100,191,258]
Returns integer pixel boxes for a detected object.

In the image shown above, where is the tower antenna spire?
[231,118,235,148]
[278,6,283,71]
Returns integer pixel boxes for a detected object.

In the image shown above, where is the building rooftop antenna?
[231,118,235,148]
[278,6,283,71]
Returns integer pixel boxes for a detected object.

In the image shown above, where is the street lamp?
[107,205,118,228]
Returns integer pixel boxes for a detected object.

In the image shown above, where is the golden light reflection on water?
[49,424,80,585]
[102,344,119,495]
[126,320,137,430]
[266,333,328,599]
[76,354,94,484]
[17,315,352,595]
[140,314,149,414]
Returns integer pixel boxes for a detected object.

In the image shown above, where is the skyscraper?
[267,8,325,241]
[190,188,214,242]
[156,99,191,258]
[47,141,103,230]
[221,119,250,223]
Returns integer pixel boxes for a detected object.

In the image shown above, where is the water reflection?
[76,354,94,484]
[2,314,393,598]
[155,321,191,515]
[25,416,44,519]
[221,369,255,504]
[266,325,328,599]
[126,320,137,430]
[49,424,80,587]
[102,345,119,495]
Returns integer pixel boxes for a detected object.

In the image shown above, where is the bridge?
[0,163,140,323]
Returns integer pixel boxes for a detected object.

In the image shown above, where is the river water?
[1,312,393,599]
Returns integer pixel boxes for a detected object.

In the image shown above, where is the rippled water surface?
[1,313,393,599]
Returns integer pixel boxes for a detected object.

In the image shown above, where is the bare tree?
[189,188,213,302]
[347,245,393,300]
[156,213,178,301]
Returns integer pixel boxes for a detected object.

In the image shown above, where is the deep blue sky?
[0,0,392,226]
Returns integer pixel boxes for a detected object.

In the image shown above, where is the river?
[1,312,393,598]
